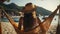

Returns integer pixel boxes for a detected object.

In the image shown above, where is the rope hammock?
[0,5,60,34]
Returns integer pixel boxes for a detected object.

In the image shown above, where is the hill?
[0,3,52,16]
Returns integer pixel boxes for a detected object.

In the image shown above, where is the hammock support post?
[56,5,60,34]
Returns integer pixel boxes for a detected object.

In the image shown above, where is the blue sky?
[4,0,60,12]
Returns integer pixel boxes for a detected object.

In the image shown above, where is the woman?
[18,3,41,34]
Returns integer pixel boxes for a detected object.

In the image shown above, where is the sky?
[4,0,60,12]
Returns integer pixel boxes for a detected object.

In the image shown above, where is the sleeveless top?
[23,13,35,32]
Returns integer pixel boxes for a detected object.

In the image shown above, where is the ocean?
[1,15,59,24]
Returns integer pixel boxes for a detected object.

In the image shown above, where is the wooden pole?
[56,5,60,34]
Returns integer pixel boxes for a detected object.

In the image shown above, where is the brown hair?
[25,3,32,6]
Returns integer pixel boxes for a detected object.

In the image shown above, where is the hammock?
[1,6,59,34]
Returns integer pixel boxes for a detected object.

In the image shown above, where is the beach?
[1,22,17,34]
[1,21,58,34]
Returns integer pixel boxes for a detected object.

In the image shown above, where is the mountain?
[5,3,23,11]
[0,3,52,16]
[36,7,51,16]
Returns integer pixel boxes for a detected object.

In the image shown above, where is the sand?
[0,22,58,34]
[1,22,17,34]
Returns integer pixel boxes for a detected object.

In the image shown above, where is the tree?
[0,0,10,3]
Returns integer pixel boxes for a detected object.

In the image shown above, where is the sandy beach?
[1,22,17,34]
[0,21,58,34]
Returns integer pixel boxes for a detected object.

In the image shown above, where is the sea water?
[1,15,59,25]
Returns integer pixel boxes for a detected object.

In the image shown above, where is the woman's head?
[22,3,36,13]
[24,3,36,11]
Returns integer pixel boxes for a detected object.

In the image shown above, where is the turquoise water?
[1,15,59,24]
[1,17,19,22]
